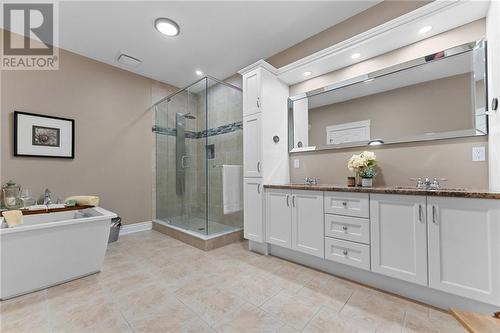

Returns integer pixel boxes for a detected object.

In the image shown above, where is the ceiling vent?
[117,53,142,67]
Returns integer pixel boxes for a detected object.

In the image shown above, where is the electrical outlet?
[294,159,300,169]
[472,146,486,162]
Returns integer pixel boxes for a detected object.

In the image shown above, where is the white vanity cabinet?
[370,194,428,286]
[266,189,292,248]
[265,189,324,257]
[292,190,324,257]
[427,197,500,306]
[243,178,264,242]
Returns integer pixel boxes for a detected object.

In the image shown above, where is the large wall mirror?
[288,40,488,152]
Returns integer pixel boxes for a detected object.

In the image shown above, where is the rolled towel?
[2,210,23,227]
[64,196,100,206]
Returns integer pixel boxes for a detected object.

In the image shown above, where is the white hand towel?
[223,165,243,215]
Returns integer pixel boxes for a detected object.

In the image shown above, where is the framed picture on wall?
[14,111,75,158]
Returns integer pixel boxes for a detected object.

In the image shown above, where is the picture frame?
[14,111,75,158]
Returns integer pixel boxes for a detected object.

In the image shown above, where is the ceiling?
[57,1,379,87]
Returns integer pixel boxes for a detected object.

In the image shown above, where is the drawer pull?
[342,225,348,231]
[286,194,289,207]
[342,202,347,207]
[343,249,348,256]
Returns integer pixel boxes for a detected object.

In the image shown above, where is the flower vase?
[355,173,362,187]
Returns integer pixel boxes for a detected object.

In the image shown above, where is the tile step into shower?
[152,220,243,251]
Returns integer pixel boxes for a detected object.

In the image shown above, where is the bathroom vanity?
[247,184,500,312]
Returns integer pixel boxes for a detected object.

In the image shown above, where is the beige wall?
[308,73,474,146]
[267,0,431,68]
[286,19,488,189]
[1,43,177,225]
[290,136,488,189]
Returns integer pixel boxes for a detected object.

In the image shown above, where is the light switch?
[294,159,300,168]
[472,146,486,161]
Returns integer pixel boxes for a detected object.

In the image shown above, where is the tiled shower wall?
[155,78,243,232]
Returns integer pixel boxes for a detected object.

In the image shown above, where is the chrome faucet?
[42,188,53,205]
[305,177,319,185]
[411,178,447,190]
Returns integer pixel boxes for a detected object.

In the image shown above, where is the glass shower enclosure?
[154,77,243,237]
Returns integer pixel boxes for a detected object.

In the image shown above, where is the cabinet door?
[370,194,428,286]
[243,70,261,117]
[428,197,500,305]
[243,178,263,242]
[266,189,292,248]
[243,114,262,178]
[292,190,324,258]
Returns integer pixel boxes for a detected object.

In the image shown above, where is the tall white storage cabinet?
[239,62,290,243]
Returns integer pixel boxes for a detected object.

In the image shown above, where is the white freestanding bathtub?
[0,207,116,300]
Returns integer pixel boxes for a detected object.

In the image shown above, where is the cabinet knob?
[342,225,348,231]
[343,249,348,256]
[342,202,347,207]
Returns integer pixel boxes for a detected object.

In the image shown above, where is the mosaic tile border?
[153,121,242,139]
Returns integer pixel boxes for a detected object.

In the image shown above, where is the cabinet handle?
[256,97,260,108]
[343,249,348,256]
[286,194,289,207]
[292,195,296,207]
[257,184,261,194]
[432,205,438,224]
[342,202,347,208]
[418,204,423,222]
[342,225,348,231]
[257,161,261,173]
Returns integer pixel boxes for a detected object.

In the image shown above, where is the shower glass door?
[155,76,243,237]
[155,79,208,234]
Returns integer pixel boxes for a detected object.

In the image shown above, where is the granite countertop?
[263,184,500,200]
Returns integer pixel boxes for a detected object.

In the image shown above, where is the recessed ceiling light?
[155,18,180,37]
[419,25,432,34]
[303,71,312,76]
[368,139,384,146]
[195,70,203,76]
[351,53,361,59]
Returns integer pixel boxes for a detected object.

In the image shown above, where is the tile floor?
[0,231,467,333]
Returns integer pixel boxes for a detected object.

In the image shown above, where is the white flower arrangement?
[347,151,377,175]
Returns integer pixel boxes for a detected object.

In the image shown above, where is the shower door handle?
[181,155,189,168]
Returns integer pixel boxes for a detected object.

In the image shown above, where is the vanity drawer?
[324,192,369,218]
[325,238,370,271]
[324,214,370,244]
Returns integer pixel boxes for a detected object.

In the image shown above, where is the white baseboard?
[119,221,152,235]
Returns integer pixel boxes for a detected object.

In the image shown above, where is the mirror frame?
[288,39,488,153]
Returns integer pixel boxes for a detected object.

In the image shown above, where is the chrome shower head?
[180,112,196,120]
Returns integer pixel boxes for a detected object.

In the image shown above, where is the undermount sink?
[394,186,466,192]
